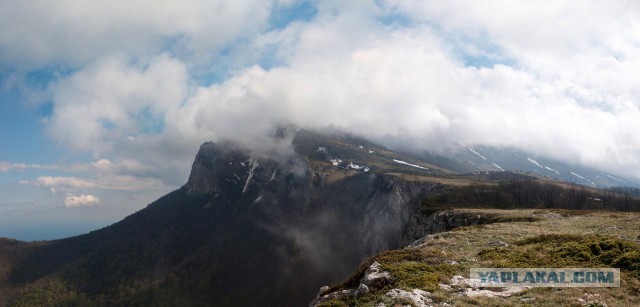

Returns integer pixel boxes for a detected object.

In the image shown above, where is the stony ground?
[313,209,640,307]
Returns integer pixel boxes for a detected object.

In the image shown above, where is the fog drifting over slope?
[3,1,640,200]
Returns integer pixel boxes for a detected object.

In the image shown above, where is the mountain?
[0,129,446,306]
[0,128,638,306]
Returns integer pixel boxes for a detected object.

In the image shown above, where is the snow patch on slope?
[571,172,586,180]
[393,159,428,170]
[545,166,560,175]
[347,162,365,170]
[527,157,544,169]
[242,158,258,194]
[606,174,625,182]
[492,163,504,171]
[467,148,487,160]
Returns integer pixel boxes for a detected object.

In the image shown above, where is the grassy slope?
[321,209,640,307]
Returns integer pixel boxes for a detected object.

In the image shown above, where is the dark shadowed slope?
[0,131,445,306]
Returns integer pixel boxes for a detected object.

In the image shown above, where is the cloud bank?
[2,0,640,207]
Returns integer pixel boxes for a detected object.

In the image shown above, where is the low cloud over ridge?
[2,1,640,210]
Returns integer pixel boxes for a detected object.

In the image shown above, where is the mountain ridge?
[0,129,638,306]
[0,130,450,305]
[419,144,640,189]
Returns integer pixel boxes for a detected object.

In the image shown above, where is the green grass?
[479,234,640,275]
[322,249,426,296]
[381,261,456,292]
[320,248,462,307]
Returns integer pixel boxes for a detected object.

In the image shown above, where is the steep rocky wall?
[355,174,440,254]
[401,210,495,246]
[181,140,497,305]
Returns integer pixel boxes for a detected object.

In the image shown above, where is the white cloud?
[158,2,640,178]
[0,161,58,172]
[20,175,167,192]
[48,54,189,153]
[64,194,100,208]
[6,0,640,198]
[385,1,640,97]
[0,0,273,69]
[0,161,24,172]
[23,176,97,189]
[1,159,151,177]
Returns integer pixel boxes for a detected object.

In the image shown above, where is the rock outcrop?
[310,261,435,307]
[360,262,393,289]
[382,288,433,307]
[310,261,395,307]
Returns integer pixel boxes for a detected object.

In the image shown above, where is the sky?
[1,0,640,240]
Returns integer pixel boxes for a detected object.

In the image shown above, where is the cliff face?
[177,140,445,305]
[401,209,496,246]
[309,209,509,307]
[184,141,308,208]
[183,139,444,258]
[349,174,437,254]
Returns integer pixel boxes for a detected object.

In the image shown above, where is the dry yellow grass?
[323,209,640,306]
[416,209,640,306]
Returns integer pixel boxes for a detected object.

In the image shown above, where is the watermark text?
[470,268,620,287]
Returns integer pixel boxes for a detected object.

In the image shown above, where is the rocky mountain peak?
[183,140,310,210]
[184,141,248,196]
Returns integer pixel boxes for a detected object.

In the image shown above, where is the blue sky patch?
[269,1,318,29]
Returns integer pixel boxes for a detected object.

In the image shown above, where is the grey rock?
[355,283,369,297]
[317,286,329,296]
[361,261,393,289]
[384,288,433,307]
